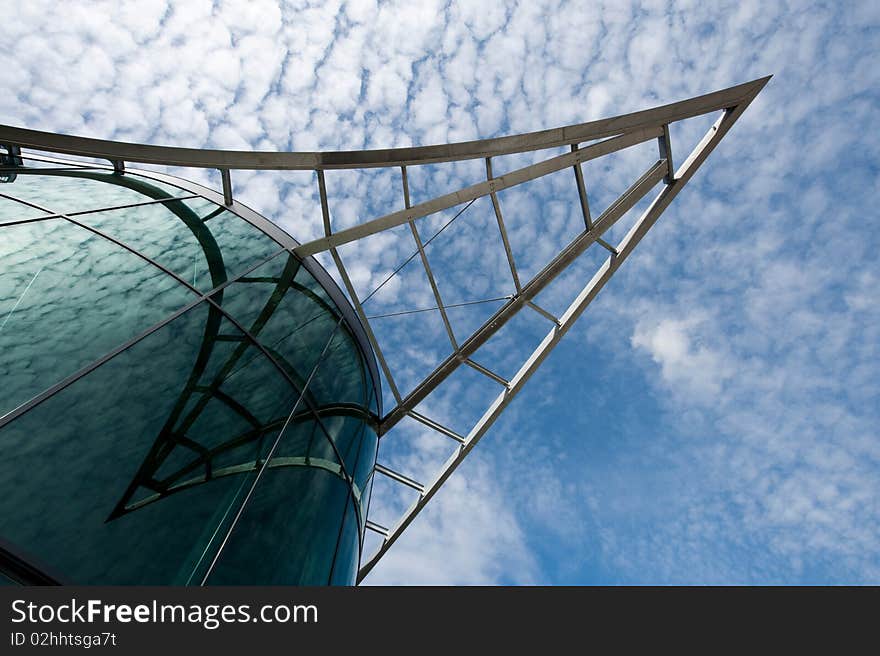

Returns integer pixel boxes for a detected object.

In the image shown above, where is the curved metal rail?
[0,77,765,172]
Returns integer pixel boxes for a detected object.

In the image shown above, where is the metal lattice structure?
[0,75,769,583]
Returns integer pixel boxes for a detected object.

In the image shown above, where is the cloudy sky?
[5,0,879,584]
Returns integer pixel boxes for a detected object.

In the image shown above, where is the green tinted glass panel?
[74,201,227,292]
[320,413,368,481]
[206,467,351,585]
[214,339,299,425]
[0,302,220,583]
[74,202,283,293]
[0,169,379,586]
[174,195,233,220]
[360,474,375,533]
[0,171,189,214]
[11,156,92,169]
[125,172,193,197]
[308,323,374,410]
[185,396,257,452]
[130,309,301,524]
[212,254,341,386]
[0,301,301,584]
[369,386,379,415]
[273,416,341,467]
[0,196,52,224]
[188,206,283,279]
[330,500,360,585]
[353,426,378,491]
[0,218,194,417]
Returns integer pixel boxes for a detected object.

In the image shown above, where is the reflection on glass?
[206,467,352,585]
[309,322,375,408]
[105,310,300,527]
[354,426,379,491]
[0,168,379,585]
[330,501,361,585]
[70,199,283,293]
[0,303,252,584]
[0,218,195,417]
[213,253,341,380]
[0,196,53,224]
[0,171,190,214]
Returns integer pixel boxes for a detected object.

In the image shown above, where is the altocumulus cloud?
[3,0,879,583]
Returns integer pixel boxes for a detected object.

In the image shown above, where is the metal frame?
[0,75,770,584]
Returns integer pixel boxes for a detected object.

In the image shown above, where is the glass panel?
[0,301,301,584]
[212,254,342,387]
[360,473,375,533]
[214,334,300,426]
[370,386,379,415]
[205,467,351,585]
[73,200,283,293]
[187,205,284,274]
[0,570,18,585]
[324,414,362,464]
[0,171,190,214]
[0,195,53,224]
[330,498,360,585]
[273,415,341,466]
[353,425,379,491]
[0,218,195,417]
[0,168,380,586]
[210,427,283,473]
[205,317,376,585]
[130,309,301,527]
[319,414,368,481]
[184,396,256,452]
[126,172,194,197]
[217,259,378,480]
[173,195,234,221]
[308,323,373,411]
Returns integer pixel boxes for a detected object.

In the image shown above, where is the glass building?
[0,156,380,585]
[0,78,766,586]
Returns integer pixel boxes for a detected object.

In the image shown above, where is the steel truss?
[0,76,769,584]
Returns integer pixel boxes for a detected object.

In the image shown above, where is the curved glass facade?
[0,163,379,585]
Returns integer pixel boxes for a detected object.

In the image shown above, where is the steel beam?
[464,358,509,387]
[486,157,522,293]
[407,410,466,444]
[402,166,458,350]
[379,159,668,434]
[526,300,560,326]
[220,168,233,206]
[358,80,768,581]
[365,519,390,537]
[374,462,425,494]
[659,123,674,183]
[0,78,768,171]
[294,127,662,257]
[316,170,404,404]
[571,143,592,230]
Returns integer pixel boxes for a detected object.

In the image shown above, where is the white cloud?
[364,459,538,585]
[3,0,878,584]
[632,314,734,400]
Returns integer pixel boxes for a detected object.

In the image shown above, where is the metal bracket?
[220,168,233,206]
[0,144,23,183]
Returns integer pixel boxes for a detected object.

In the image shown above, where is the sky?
[4,0,879,584]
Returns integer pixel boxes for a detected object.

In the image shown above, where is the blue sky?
[4,0,879,584]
